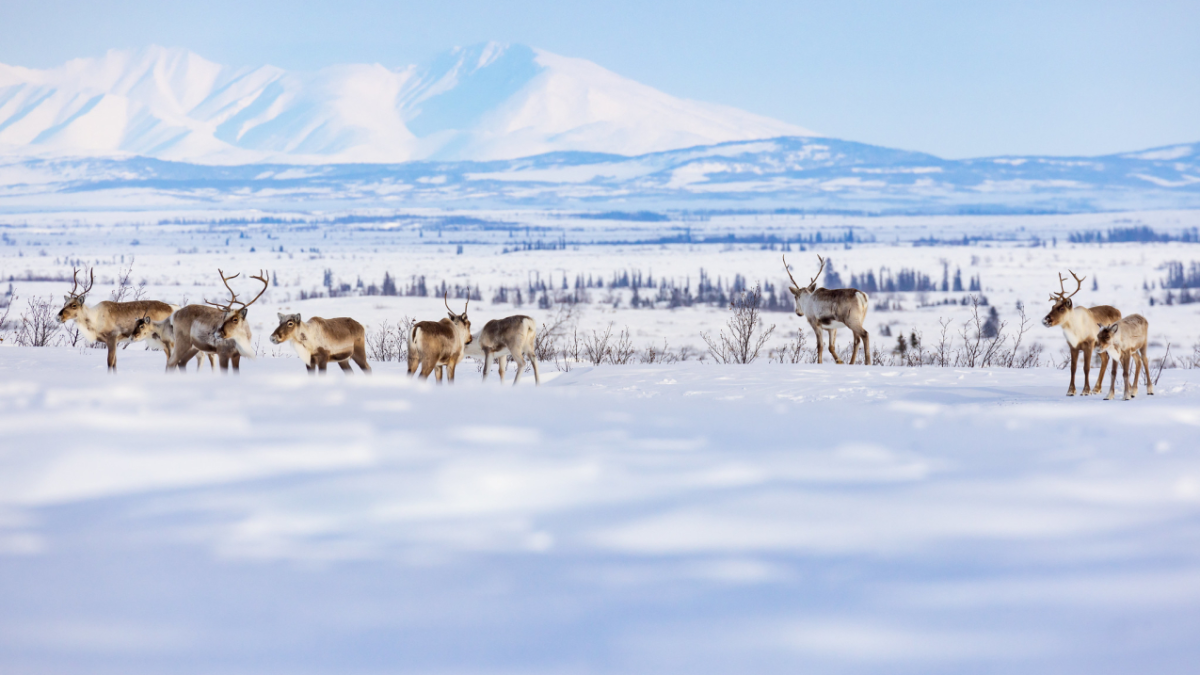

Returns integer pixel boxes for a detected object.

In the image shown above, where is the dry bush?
[15,297,62,347]
[770,330,816,364]
[702,285,775,364]
[367,316,415,362]
[535,304,575,362]
[109,258,147,302]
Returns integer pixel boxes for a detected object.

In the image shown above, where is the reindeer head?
[271,313,302,344]
[207,269,268,357]
[782,254,825,316]
[1096,321,1120,351]
[1042,271,1084,328]
[129,315,155,343]
[445,293,472,344]
[56,268,94,323]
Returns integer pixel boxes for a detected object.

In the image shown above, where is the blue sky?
[1,0,1197,159]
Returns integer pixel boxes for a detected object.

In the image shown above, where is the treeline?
[1068,226,1200,244]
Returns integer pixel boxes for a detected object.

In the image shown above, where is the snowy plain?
[1,347,1200,674]
[1,207,1200,673]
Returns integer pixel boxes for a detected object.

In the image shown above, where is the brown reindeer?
[407,293,472,382]
[466,315,540,385]
[55,268,176,371]
[168,270,267,372]
[1041,271,1121,396]
[1096,314,1154,401]
[270,313,371,374]
[783,254,871,365]
[130,314,214,371]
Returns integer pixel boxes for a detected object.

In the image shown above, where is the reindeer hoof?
[1104,393,1114,401]
[1067,389,1076,397]
[1148,388,1155,396]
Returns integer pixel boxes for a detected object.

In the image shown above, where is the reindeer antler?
[782,254,801,289]
[205,269,242,311]
[1051,270,1085,301]
[241,270,269,310]
[443,290,469,316]
[809,254,826,287]
[67,267,95,298]
[1066,270,1085,299]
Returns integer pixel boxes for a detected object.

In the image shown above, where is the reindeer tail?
[856,290,869,312]
[406,326,420,375]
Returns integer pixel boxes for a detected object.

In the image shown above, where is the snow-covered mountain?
[0,44,814,164]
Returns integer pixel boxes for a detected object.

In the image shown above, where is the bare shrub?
[609,326,636,364]
[702,285,776,364]
[641,340,680,364]
[0,291,14,343]
[582,323,615,365]
[15,297,62,347]
[770,329,816,364]
[367,316,415,362]
[535,304,575,362]
[110,258,147,302]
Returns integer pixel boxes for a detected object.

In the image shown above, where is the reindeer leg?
[1093,351,1109,395]
[1143,347,1154,395]
[447,360,457,383]
[497,353,508,384]
[529,348,541,385]
[860,328,871,366]
[219,352,230,372]
[316,348,329,374]
[419,360,436,381]
[105,336,118,372]
[352,340,371,374]
[338,360,352,373]
[828,328,843,364]
[1121,354,1133,401]
[1131,353,1142,398]
[848,332,860,365]
[512,351,525,386]
[1105,354,1117,400]
[811,324,825,364]
[1080,342,1093,395]
[1067,346,1079,396]
[231,352,241,373]
[482,349,493,383]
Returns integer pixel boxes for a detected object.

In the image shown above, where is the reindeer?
[130,314,214,371]
[783,254,871,365]
[270,313,371,374]
[467,315,540,385]
[168,270,268,372]
[1096,314,1154,401]
[407,294,472,382]
[1041,271,1121,396]
[55,268,176,371]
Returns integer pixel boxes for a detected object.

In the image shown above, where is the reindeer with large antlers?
[783,254,871,365]
[407,293,472,382]
[167,270,269,372]
[55,267,176,371]
[1042,270,1121,396]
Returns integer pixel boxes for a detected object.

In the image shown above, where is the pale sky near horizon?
[1,0,1197,159]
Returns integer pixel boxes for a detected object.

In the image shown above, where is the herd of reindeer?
[49,254,1156,400]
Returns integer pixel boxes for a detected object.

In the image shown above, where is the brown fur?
[57,296,174,371]
[270,313,370,374]
[784,255,871,365]
[1096,314,1153,401]
[473,315,540,385]
[167,304,244,372]
[407,311,472,383]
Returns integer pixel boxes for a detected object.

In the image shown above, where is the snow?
[1,346,1199,673]
[0,44,814,165]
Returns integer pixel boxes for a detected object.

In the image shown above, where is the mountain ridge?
[0,44,814,165]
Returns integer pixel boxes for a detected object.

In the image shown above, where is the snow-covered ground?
[1,346,1199,674]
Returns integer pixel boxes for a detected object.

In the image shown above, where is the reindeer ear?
[788,286,800,296]
[278,312,285,320]
[239,308,248,320]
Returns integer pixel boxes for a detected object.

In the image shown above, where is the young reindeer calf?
[408,294,472,382]
[270,313,370,374]
[1096,314,1154,401]
[130,314,214,371]
[466,314,540,385]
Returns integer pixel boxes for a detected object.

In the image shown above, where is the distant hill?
[0,44,813,164]
[1,136,1197,214]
